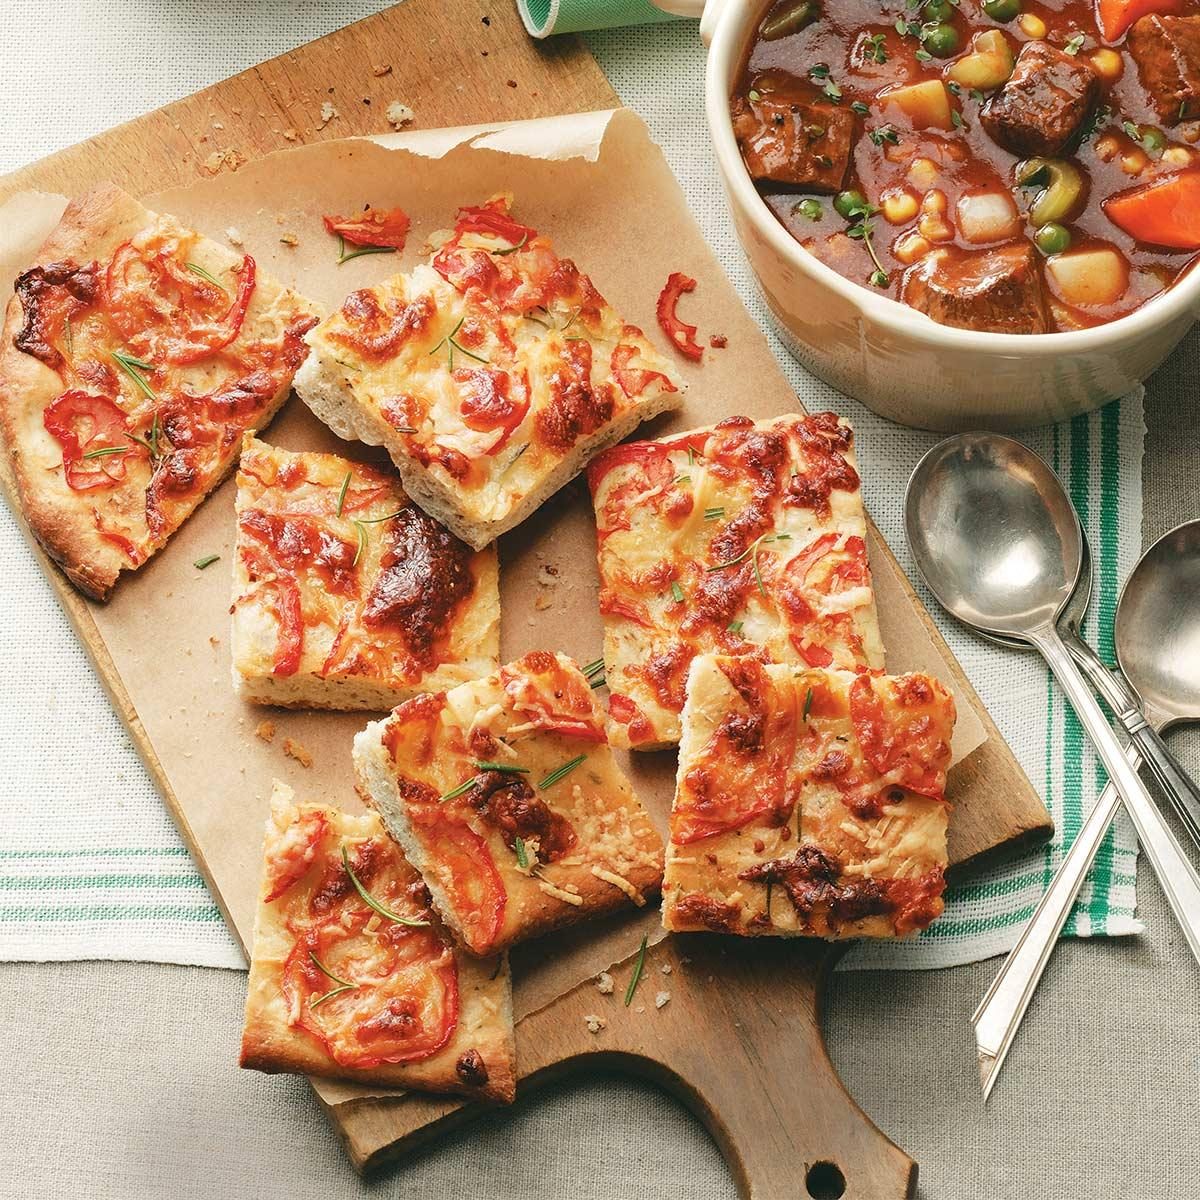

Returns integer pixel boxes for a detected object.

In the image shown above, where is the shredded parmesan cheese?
[596,971,614,995]
[584,1014,606,1034]
[591,864,645,906]
[537,878,584,906]
[255,720,276,743]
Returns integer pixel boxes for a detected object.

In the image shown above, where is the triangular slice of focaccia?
[294,195,682,549]
[240,781,516,1102]
[0,183,321,599]
[662,655,956,940]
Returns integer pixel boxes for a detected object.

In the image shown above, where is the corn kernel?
[1095,135,1120,163]
[1089,49,1123,81]
[1018,13,1046,37]
[882,189,920,224]
[893,230,932,264]
[1120,149,1149,175]
[1162,145,1193,166]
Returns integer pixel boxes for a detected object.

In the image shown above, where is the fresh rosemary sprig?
[708,532,793,596]
[309,950,358,1008]
[538,754,586,790]
[513,836,530,869]
[335,471,351,518]
[186,262,228,292]
[429,315,489,370]
[336,234,397,265]
[350,507,406,566]
[81,445,129,460]
[440,760,529,802]
[340,844,429,927]
[803,686,815,722]
[491,232,528,256]
[624,933,648,1006]
[194,554,220,570]
[112,350,158,401]
[704,506,725,520]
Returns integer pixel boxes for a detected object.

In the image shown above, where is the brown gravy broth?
[736,0,1200,331]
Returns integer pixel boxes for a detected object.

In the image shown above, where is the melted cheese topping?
[663,655,956,941]
[588,412,885,749]
[231,437,498,696]
[306,198,679,524]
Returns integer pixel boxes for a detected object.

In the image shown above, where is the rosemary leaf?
[81,445,129,460]
[440,777,478,803]
[514,836,529,869]
[624,933,648,1006]
[475,761,529,774]
[492,232,528,256]
[803,686,814,722]
[186,262,228,292]
[336,234,397,265]
[112,350,158,401]
[335,471,351,518]
[351,520,368,567]
[193,554,220,570]
[341,844,429,926]
[538,754,586,790]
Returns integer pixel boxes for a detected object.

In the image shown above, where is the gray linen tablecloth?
[3,359,1198,1199]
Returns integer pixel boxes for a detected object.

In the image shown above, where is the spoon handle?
[1063,627,1200,851]
[1030,627,1200,967]
[973,767,1125,1100]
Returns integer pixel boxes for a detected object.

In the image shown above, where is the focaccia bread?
[0,182,321,599]
[294,195,682,550]
[662,655,956,940]
[587,412,884,750]
[354,650,665,956]
[232,436,499,710]
[240,782,515,1102]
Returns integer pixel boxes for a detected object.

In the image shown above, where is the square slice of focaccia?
[587,412,884,751]
[294,195,682,550]
[662,655,956,940]
[232,437,499,710]
[0,182,321,599]
[240,782,516,1102]
[354,650,665,956]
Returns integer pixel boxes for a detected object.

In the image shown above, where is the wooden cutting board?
[0,4,1052,1197]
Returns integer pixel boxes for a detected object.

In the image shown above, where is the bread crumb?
[203,148,247,175]
[660,963,672,975]
[225,227,244,246]
[584,1014,606,1034]
[655,990,671,1009]
[635,1004,645,1014]
[373,64,393,77]
[279,232,300,247]
[386,101,415,129]
[534,592,552,611]
[536,564,560,587]
[596,971,614,995]
[282,128,300,142]
[255,720,276,744]
[283,737,313,767]
[212,120,224,131]
[319,100,339,128]
[208,635,221,648]
[710,333,728,349]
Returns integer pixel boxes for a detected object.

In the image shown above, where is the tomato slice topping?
[323,206,411,249]
[253,576,303,675]
[848,674,953,802]
[455,365,530,453]
[407,804,507,954]
[43,390,138,491]
[453,200,537,247]
[264,809,329,903]
[610,340,678,399]
[671,658,798,843]
[105,239,257,364]
[500,651,607,742]
[655,272,704,362]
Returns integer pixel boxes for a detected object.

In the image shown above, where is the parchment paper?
[0,108,987,1107]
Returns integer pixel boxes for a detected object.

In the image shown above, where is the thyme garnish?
[538,754,586,790]
[112,351,158,401]
[624,933,648,1006]
[842,197,890,288]
[341,844,429,927]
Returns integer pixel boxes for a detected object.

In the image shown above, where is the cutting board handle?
[518,936,917,1200]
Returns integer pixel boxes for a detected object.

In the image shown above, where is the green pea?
[924,0,955,22]
[794,198,824,221]
[922,22,960,58]
[1034,222,1071,256]
[982,0,1021,22]
[834,189,868,219]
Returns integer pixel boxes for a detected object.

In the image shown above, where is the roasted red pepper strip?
[164,254,257,364]
[656,272,704,362]
[322,206,412,249]
[43,390,138,491]
[453,200,537,247]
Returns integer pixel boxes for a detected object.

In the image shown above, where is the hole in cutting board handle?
[805,1160,847,1199]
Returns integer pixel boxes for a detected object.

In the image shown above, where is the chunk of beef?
[980,41,1101,157]
[731,91,854,192]
[1128,15,1200,125]
[902,244,1051,334]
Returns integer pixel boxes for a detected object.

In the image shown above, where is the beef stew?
[735,0,1200,332]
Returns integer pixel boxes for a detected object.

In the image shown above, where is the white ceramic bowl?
[666,0,1200,430]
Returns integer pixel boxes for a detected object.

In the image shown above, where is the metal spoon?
[905,434,1200,968]
[970,523,1200,1098]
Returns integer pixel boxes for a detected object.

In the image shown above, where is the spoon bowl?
[1116,519,1200,730]
[905,434,1083,638]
